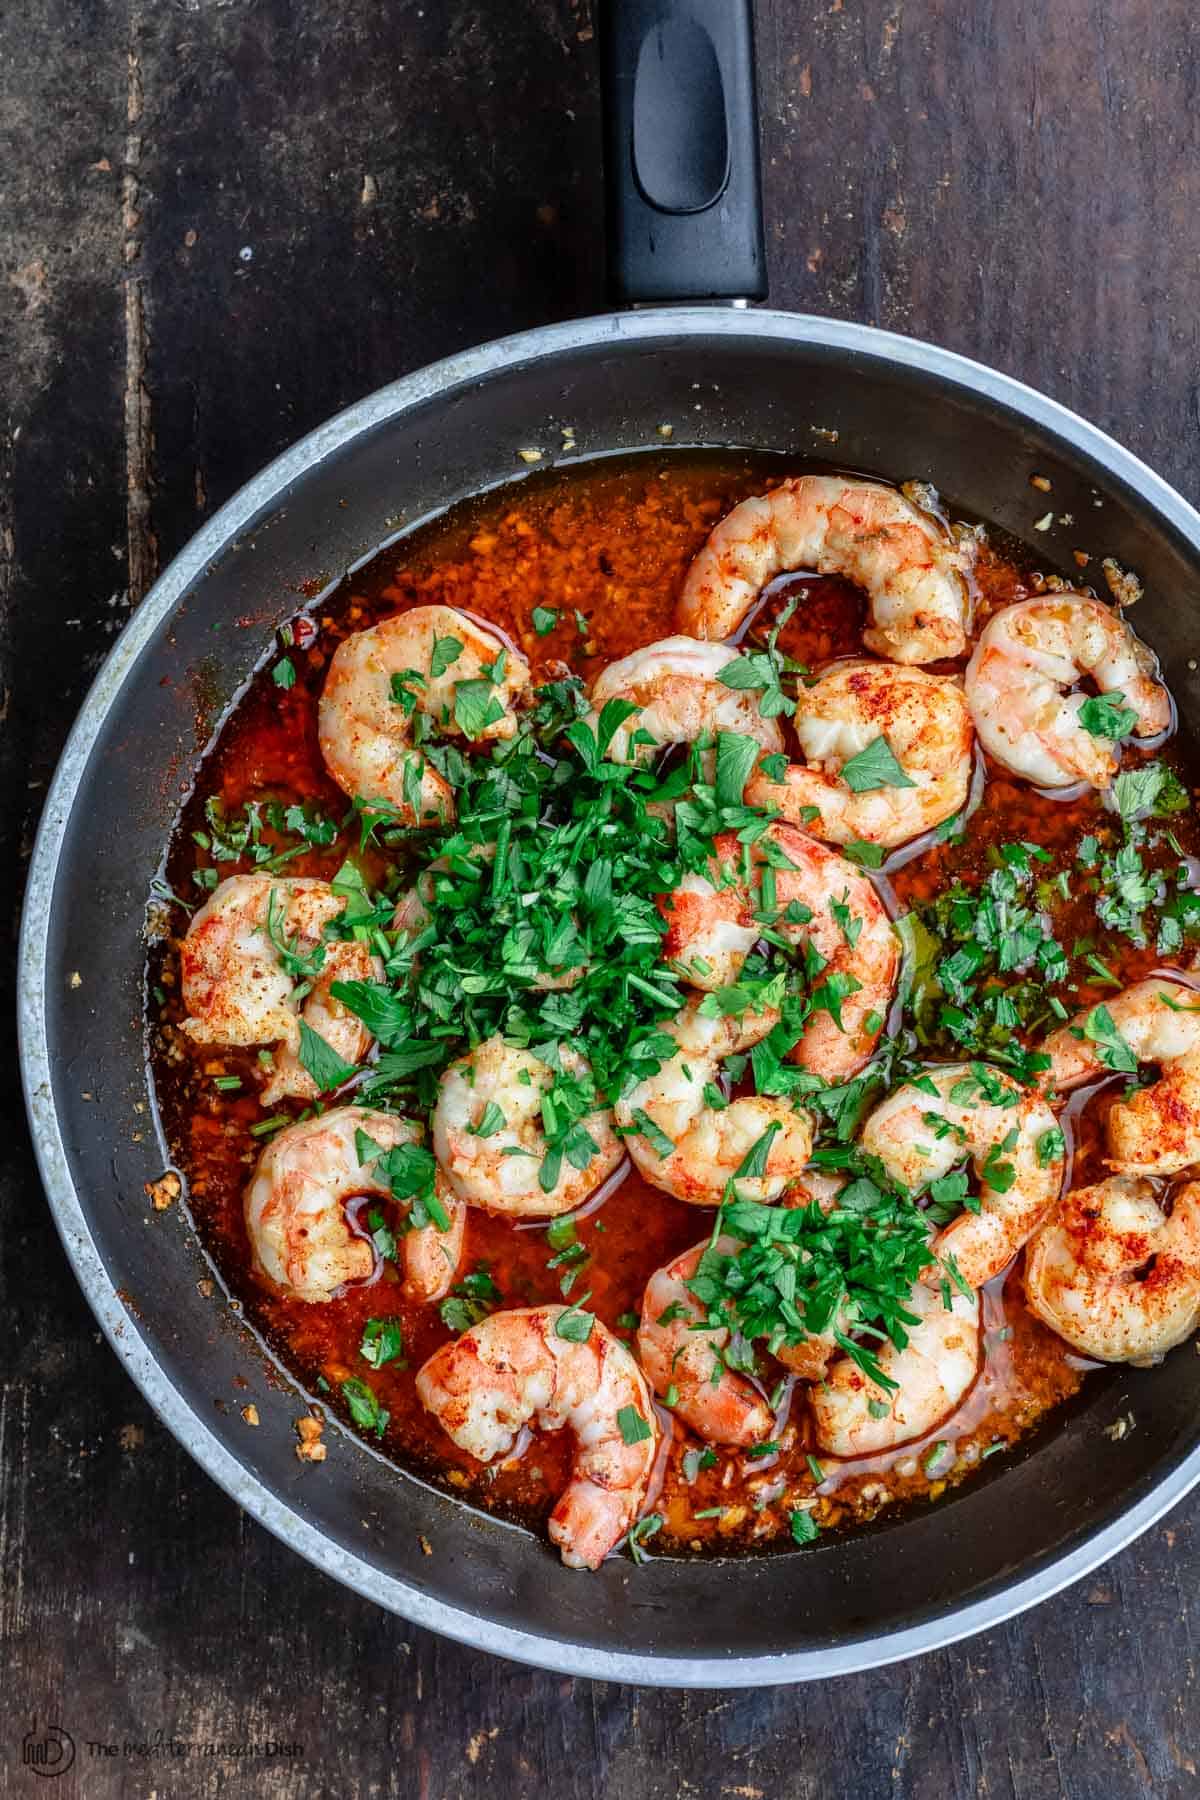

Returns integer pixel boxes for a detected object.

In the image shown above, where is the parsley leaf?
[1078,690,1138,741]
[715,731,762,809]
[468,1100,507,1138]
[1112,761,1188,822]
[554,1304,595,1343]
[844,839,886,869]
[789,1509,821,1546]
[1079,1002,1138,1073]
[373,1141,450,1231]
[630,1109,676,1159]
[430,635,463,678]
[1037,1126,1066,1167]
[341,1377,389,1438]
[628,1512,664,1564]
[328,980,416,1049]
[359,1316,405,1370]
[297,1020,356,1093]
[453,678,505,739]
[439,1266,502,1333]
[617,1405,652,1445]
[839,736,916,793]
[717,649,795,719]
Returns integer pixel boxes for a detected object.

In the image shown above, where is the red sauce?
[149,453,1198,1554]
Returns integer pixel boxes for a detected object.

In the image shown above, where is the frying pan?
[19,0,1200,1684]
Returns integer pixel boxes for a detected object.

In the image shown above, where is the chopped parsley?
[438,1266,502,1333]
[554,1302,596,1343]
[716,597,803,719]
[686,1181,937,1393]
[1112,760,1188,823]
[1078,690,1138,741]
[297,1021,356,1093]
[789,1509,821,1545]
[341,1377,390,1438]
[453,677,505,740]
[908,846,1067,1078]
[844,839,886,869]
[429,635,463,678]
[617,1405,653,1446]
[627,1513,664,1564]
[630,1108,676,1160]
[839,736,917,793]
[1076,1003,1138,1073]
[682,1447,718,1483]
[359,1316,405,1370]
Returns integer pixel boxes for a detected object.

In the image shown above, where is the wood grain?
[3,1,1200,1794]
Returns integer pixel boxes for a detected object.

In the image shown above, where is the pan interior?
[28,314,1200,1677]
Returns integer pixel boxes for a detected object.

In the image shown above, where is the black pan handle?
[600,0,767,304]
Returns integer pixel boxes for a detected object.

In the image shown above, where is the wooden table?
[3,3,1199,1794]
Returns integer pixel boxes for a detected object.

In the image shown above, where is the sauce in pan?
[149,453,1200,1562]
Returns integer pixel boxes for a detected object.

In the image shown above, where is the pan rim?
[20,305,1200,1685]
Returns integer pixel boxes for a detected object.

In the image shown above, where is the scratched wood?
[4,1,1200,1795]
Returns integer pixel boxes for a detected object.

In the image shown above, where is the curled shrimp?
[638,1238,776,1447]
[859,1062,1065,1287]
[245,1106,465,1305]
[677,475,971,663]
[415,1305,659,1569]
[615,1002,813,1206]
[180,873,377,1105]
[585,635,784,763]
[964,595,1170,788]
[1024,1177,1200,1362]
[432,1036,623,1218]
[638,1189,846,1445]
[658,822,899,1079]
[318,603,531,824]
[811,1280,981,1456]
[1041,978,1200,1174]
[745,661,974,849]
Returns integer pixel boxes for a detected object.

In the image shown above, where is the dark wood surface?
[4,2,1200,1794]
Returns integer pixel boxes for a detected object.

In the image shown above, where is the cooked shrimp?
[860,1062,1065,1287]
[638,1200,847,1442]
[415,1305,659,1569]
[745,661,973,848]
[658,822,898,1079]
[1025,1177,1200,1362]
[964,595,1170,788]
[677,475,971,662]
[1040,979,1200,1174]
[615,1002,814,1206]
[318,604,531,824]
[432,1036,623,1218]
[245,1107,465,1305]
[811,1281,981,1456]
[638,1238,776,1447]
[585,636,784,764]
[180,873,377,1105]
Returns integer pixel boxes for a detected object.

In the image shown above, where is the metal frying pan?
[19,0,1200,1684]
